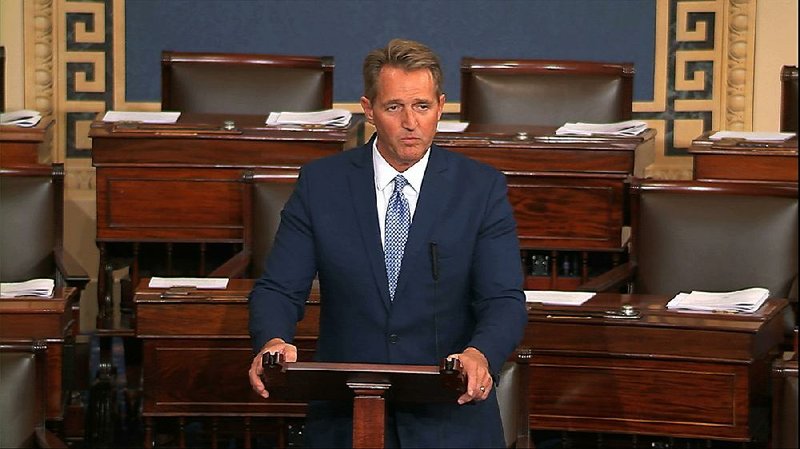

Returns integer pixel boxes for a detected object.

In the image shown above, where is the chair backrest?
[245,170,298,278]
[781,65,798,133]
[0,342,46,448]
[0,164,62,282]
[631,180,798,299]
[161,51,334,115]
[460,58,633,126]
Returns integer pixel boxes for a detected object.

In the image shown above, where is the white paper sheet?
[524,290,595,306]
[436,121,470,132]
[102,111,181,124]
[708,131,795,141]
[148,277,229,289]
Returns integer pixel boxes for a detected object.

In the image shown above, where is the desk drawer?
[529,355,752,440]
[96,168,244,240]
[507,175,624,250]
[142,339,312,416]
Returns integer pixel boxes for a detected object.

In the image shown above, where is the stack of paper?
[709,131,795,141]
[266,108,352,127]
[102,111,181,124]
[148,277,229,289]
[524,290,595,306]
[0,109,42,127]
[0,278,55,298]
[555,120,648,137]
[666,287,770,313]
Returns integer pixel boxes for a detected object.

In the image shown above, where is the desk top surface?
[0,117,53,142]
[0,287,78,313]
[89,112,361,143]
[134,279,785,333]
[434,124,656,151]
[690,130,798,156]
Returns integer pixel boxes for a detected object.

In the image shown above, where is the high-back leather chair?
[0,342,67,448]
[630,181,798,299]
[161,51,334,115]
[211,169,297,279]
[781,65,798,133]
[0,164,88,290]
[0,343,44,448]
[582,180,798,300]
[460,58,633,126]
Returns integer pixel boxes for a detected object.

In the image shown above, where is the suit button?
[389,334,399,344]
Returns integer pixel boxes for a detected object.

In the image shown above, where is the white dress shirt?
[372,139,430,248]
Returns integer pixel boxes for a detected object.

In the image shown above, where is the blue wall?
[125,0,656,103]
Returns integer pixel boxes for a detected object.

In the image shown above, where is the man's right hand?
[248,337,298,398]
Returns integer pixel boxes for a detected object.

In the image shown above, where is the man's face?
[360,66,445,172]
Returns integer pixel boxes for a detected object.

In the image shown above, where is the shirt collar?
[372,138,429,193]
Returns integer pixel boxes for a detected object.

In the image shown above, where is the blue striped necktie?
[384,175,410,300]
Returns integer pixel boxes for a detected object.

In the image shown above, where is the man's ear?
[360,96,374,124]
[437,93,446,120]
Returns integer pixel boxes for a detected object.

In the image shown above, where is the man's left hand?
[448,346,492,404]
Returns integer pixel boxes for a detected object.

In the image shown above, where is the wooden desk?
[524,293,789,442]
[0,287,78,424]
[134,279,319,446]
[434,124,655,289]
[90,113,360,325]
[0,117,53,166]
[689,131,798,183]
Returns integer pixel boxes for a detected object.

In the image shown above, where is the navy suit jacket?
[249,139,527,448]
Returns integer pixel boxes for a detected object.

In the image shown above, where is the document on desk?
[666,287,769,313]
[709,131,795,141]
[555,120,648,137]
[0,278,54,298]
[0,109,42,127]
[102,111,181,124]
[525,290,595,306]
[266,108,351,127]
[437,121,470,132]
[148,277,229,289]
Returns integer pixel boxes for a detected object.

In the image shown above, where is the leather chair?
[771,327,797,449]
[0,342,67,449]
[0,164,89,293]
[583,180,798,298]
[161,51,334,115]
[211,169,297,279]
[460,58,633,126]
[495,349,533,448]
[781,65,798,133]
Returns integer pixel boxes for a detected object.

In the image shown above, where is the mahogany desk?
[689,131,798,183]
[134,279,319,447]
[0,116,53,166]
[135,280,787,444]
[89,113,360,326]
[434,125,655,290]
[524,293,789,442]
[0,287,78,425]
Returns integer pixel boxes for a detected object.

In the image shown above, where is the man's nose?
[401,109,417,129]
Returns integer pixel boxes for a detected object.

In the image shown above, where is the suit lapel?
[347,143,393,311]
[394,146,453,301]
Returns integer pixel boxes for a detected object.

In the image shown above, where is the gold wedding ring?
[479,385,486,392]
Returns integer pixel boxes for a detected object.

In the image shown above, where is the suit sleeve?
[248,167,318,353]
[466,171,527,374]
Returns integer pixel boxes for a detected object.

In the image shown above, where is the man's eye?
[386,105,400,112]
[415,104,430,111]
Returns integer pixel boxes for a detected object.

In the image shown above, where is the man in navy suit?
[248,38,526,448]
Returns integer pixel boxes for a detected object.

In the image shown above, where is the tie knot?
[393,175,409,193]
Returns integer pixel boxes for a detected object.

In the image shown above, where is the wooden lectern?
[262,354,466,448]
